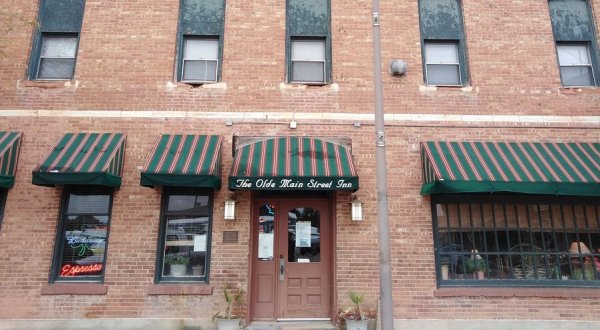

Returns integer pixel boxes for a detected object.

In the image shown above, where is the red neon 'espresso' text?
[60,263,103,276]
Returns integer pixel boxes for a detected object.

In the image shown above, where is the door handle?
[279,255,285,281]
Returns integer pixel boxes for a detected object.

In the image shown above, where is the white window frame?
[424,41,462,86]
[556,43,595,87]
[290,38,326,84]
[180,36,219,83]
[36,33,78,80]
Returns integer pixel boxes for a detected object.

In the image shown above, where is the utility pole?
[371,0,394,329]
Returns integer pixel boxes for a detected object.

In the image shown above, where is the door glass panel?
[287,207,320,263]
[257,203,276,260]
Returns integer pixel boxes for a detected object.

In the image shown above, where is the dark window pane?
[167,194,209,213]
[287,207,320,263]
[67,193,110,214]
[426,64,460,85]
[292,61,325,83]
[182,60,217,82]
[560,67,594,86]
[59,215,109,278]
[257,203,276,260]
[159,191,212,282]
[38,58,75,79]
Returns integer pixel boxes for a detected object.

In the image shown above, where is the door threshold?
[246,320,337,330]
[276,318,330,321]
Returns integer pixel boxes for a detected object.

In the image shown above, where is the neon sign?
[60,263,103,277]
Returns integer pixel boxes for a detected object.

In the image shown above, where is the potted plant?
[212,286,244,330]
[465,258,487,280]
[338,291,376,330]
[164,254,189,276]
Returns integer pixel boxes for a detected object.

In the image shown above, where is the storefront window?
[51,186,112,282]
[157,188,212,283]
[432,194,600,287]
[0,189,6,231]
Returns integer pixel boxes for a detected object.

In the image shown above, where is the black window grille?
[432,194,600,287]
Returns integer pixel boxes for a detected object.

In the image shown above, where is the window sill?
[148,284,213,295]
[280,82,338,91]
[166,81,227,90]
[559,86,597,94]
[419,84,475,93]
[434,286,600,298]
[17,79,79,89]
[41,283,107,295]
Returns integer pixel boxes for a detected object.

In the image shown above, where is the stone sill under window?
[434,287,600,299]
[558,86,597,94]
[148,284,213,295]
[419,84,475,93]
[41,283,107,295]
[17,79,79,89]
[280,82,339,92]
[166,81,227,90]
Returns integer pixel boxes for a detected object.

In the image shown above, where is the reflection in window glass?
[55,188,112,281]
[257,203,276,260]
[158,190,212,282]
[288,208,320,263]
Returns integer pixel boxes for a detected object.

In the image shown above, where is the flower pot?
[345,319,368,330]
[476,271,485,280]
[441,265,449,280]
[217,318,240,330]
[170,264,187,276]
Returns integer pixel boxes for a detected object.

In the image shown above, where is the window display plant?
[164,254,189,277]
[338,291,376,330]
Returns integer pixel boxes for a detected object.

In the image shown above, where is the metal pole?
[371,1,395,329]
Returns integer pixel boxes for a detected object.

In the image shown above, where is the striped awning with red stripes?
[421,141,600,196]
[141,135,222,188]
[32,133,126,188]
[229,137,359,191]
[0,132,22,189]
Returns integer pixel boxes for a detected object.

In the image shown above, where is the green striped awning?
[229,137,359,191]
[421,141,600,196]
[0,132,22,189]
[141,135,222,188]
[32,133,126,188]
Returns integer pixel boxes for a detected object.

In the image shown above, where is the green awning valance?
[0,132,22,189]
[33,133,126,188]
[229,137,359,191]
[421,141,600,196]
[141,135,222,188]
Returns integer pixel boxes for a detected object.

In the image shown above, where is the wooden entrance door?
[251,198,332,320]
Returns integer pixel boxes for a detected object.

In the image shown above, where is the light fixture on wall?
[224,194,236,220]
[569,241,591,255]
[350,195,363,221]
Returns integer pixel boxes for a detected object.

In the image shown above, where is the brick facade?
[0,0,599,328]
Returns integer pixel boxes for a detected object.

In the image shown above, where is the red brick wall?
[0,0,599,323]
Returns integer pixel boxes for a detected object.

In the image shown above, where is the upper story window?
[433,194,600,287]
[548,0,600,87]
[37,34,78,80]
[290,38,326,84]
[556,44,594,86]
[424,41,461,86]
[418,0,469,86]
[28,0,85,80]
[181,37,219,83]
[156,188,213,283]
[51,186,113,283]
[286,0,331,84]
[176,0,225,84]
